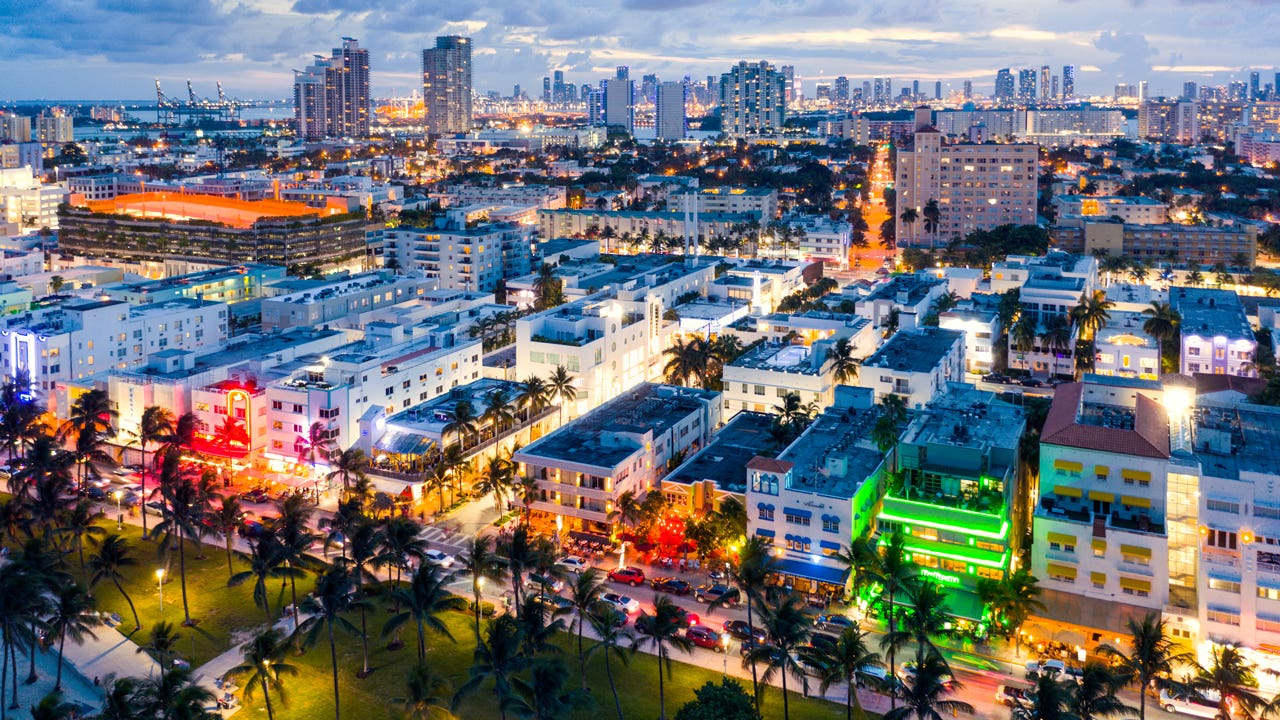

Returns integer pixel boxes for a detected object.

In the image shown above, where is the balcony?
[1110,512,1165,536]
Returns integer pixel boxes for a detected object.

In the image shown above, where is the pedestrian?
[93,676,99,687]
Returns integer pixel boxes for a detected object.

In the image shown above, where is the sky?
[1,0,1277,101]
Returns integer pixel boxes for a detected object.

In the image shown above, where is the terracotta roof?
[1041,383,1170,459]
[1192,372,1266,398]
[746,457,793,474]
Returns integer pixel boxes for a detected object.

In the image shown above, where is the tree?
[455,615,530,720]
[1191,646,1266,720]
[1187,268,1205,287]
[456,534,508,641]
[28,691,75,720]
[1097,613,1194,720]
[47,582,97,692]
[883,649,974,720]
[899,206,920,245]
[885,580,949,664]
[229,629,297,720]
[871,530,917,708]
[377,517,429,598]
[481,388,518,438]
[674,678,763,720]
[402,663,458,720]
[211,495,243,578]
[475,457,515,514]
[137,621,182,685]
[57,499,105,586]
[547,365,578,426]
[326,448,369,500]
[976,568,1044,655]
[385,562,466,668]
[339,520,382,677]
[566,569,608,689]
[798,625,881,720]
[1071,662,1136,720]
[1070,290,1114,342]
[714,535,775,708]
[516,376,551,422]
[922,199,941,241]
[1012,311,1039,355]
[635,596,696,720]
[1042,315,1074,377]
[503,656,592,720]
[584,605,635,720]
[744,594,811,720]
[1142,302,1181,373]
[137,406,175,538]
[297,566,358,720]
[442,401,479,452]
[1018,671,1075,720]
[151,454,203,625]
[57,388,117,492]
[298,421,335,478]
[88,534,141,631]
[230,530,299,622]
[663,336,711,389]
[214,416,249,451]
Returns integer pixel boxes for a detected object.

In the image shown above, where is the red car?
[685,625,725,652]
[675,607,700,627]
[608,566,646,586]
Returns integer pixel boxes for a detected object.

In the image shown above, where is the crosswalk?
[418,523,469,552]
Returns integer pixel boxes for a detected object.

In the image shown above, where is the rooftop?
[1095,311,1157,349]
[900,385,1024,455]
[269,271,404,305]
[863,328,963,374]
[1171,287,1254,341]
[1193,401,1280,480]
[383,378,530,437]
[104,264,282,295]
[666,411,775,493]
[729,341,825,375]
[1042,382,1170,459]
[861,274,944,305]
[778,404,886,499]
[80,192,329,229]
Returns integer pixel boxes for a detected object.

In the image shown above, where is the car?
[145,501,166,514]
[982,373,1009,384]
[608,566,646,586]
[684,625,726,651]
[694,584,741,605]
[815,613,856,632]
[239,519,265,539]
[808,633,838,652]
[600,592,640,614]
[588,604,629,627]
[1019,377,1044,388]
[1160,688,1227,718]
[124,464,143,474]
[856,665,901,694]
[85,486,108,501]
[88,475,113,489]
[996,685,1031,707]
[242,488,270,503]
[1025,659,1082,684]
[651,577,692,596]
[556,556,589,574]
[113,466,132,476]
[531,594,573,614]
[899,661,955,691]
[424,549,455,568]
[525,573,565,594]
[722,620,765,643]
[673,607,700,627]
[737,637,776,657]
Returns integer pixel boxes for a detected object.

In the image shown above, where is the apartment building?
[939,308,1001,374]
[670,187,779,221]
[260,271,433,331]
[1052,195,1169,225]
[101,264,288,306]
[537,209,756,248]
[513,383,721,535]
[787,215,853,269]
[1050,220,1258,269]
[1006,257,1096,378]
[858,327,965,407]
[1092,311,1160,381]
[1172,287,1256,378]
[664,410,773,515]
[377,212,533,292]
[721,340,837,420]
[856,274,947,332]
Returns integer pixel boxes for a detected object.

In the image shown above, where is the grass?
[231,605,851,720]
[80,521,316,668]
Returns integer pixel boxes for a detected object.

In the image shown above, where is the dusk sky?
[2,0,1277,101]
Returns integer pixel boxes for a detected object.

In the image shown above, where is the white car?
[557,556,589,574]
[601,592,641,614]
[424,549,455,567]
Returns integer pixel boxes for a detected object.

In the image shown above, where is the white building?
[671,187,779,222]
[0,167,66,232]
[857,327,965,407]
[721,340,837,420]
[786,214,852,269]
[259,271,434,331]
[1092,310,1160,381]
[939,308,1000,375]
[856,274,947,332]
[1172,287,1256,378]
[1052,195,1169,225]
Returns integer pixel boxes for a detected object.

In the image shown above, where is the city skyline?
[3,0,1278,101]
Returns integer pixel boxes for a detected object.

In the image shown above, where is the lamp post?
[721,634,729,676]
[114,490,123,529]
[156,568,166,612]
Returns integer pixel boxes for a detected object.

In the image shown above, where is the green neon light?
[886,494,1006,520]
[919,568,962,585]
[879,510,1011,540]
[902,543,1008,569]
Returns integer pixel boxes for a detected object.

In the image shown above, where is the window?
[1206,499,1240,514]
[1207,530,1238,550]
[1122,586,1151,598]
[1257,618,1280,633]
[1206,608,1241,626]
[754,385,765,396]
[1208,577,1241,593]
[272,401,283,410]
[784,512,811,527]
[822,517,840,533]
[319,407,340,419]
[758,507,774,521]
[1048,567,1075,584]
[292,404,303,414]
[1258,586,1280,601]
[1048,541,1076,553]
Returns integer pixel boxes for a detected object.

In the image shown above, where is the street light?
[721,634,730,676]
[114,490,123,529]
[156,568,166,612]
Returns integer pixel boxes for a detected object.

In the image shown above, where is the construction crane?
[153,79,244,124]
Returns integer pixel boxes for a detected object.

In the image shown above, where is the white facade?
[722,341,836,420]
[1092,311,1160,381]
[857,327,965,407]
[0,167,66,232]
[379,219,533,293]
[939,309,1000,374]
[671,187,779,221]
[1173,287,1256,378]
[787,215,852,269]
[1053,195,1169,225]
[260,272,433,331]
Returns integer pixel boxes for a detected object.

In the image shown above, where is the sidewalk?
[62,621,161,684]
[190,612,312,718]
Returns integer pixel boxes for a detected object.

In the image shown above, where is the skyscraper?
[962,80,973,100]
[293,37,370,141]
[994,69,1014,101]
[719,61,786,137]
[873,77,887,104]
[1051,75,1059,99]
[1251,71,1261,101]
[934,81,942,100]
[834,76,850,105]
[912,79,920,98]
[1040,66,1051,99]
[542,77,551,102]
[422,35,472,135]
[603,76,634,134]
[1018,69,1037,102]
[655,81,687,141]
[1062,65,1076,99]
[1182,81,1198,100]
[616,66,630,81]
[781,65,796,104]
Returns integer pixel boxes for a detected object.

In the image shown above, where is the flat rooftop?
[779,405,885,499]
[862,274,943,304]
[666,411,775,493]
[269,272,402,305]
[384,378,529,436]
[81,192,326,229]
[517,383,719,469]
[106,264,282,294]
[728,342,823,375]
[1096,311,1157,349]
[863,328,963,374]
[901,385,1024,454]
[1172,287,1254,341]
[1194,401,1280,480]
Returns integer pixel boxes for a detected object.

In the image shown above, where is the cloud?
[1092,31,1158,81]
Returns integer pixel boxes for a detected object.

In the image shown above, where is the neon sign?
[920,569,962,586]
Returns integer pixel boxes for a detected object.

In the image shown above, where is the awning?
[772,557,850,586]
[757,502,775,511]
[1047,532,1077,545]
[1053,486,1082,498]
[1054,459,1083,473]
[1120,544,1152,558]
[1048,563,1078,579]
[1092,538,1107,552]
[568,530,612,545]
[1122,469,1151,482]
[942,590,985,621]
[784,507,812,519]
[374,430,436,457]
[820,540,841,551]
[756,528,775,538]
[1094,465,1110,476]
[1120,495,1151,508]
[1089,490,1115,502]
[1119,577,1151,592]
[1090,572,1106,585]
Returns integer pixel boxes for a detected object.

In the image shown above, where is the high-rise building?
[422,35,472,135]
[1041,66,1052,99]
[640,73,659,103]
[781,65,796,104]
[1062,65,1076,99]
[35,112,73,144]
[655,81,686,141]
[1018,68,1037,102]
[293,37,371,141]
[912,79,920,99]
[719,61,786,137]
[586,87,604,126]
[1182,82,1198,101]
[603,76,634,134]
[863,80,872,103]
[994,69,1015,101]
[542,76,551,102]
[934,80,942,100]
[0,114,32,143]
[1052,75,1059,99]
[1251,71,1261,100]
[834,76,850,105]
[616,66,630,81]
[962,80,973,100]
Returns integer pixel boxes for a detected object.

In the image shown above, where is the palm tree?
[378,517,429,595]
[326,448,368,499]
[547,366,577,426]
[1019,671,1075,720]
[922,199,941,241]
[1042,315,1074,377]
[715,535,776,708]
[229,628,297,720]
[884,649,974,720]
[503,657,592,720]
[88,534,141,631]
[339,520,383,677]
[385,562,466,667]
[1187,268,1205,287]
[442,401,479,451]
[565,569,608,689]
[276,493,318,631]
[297,566,358,720]
[976,568,1044,655]
[799,625,881,720]
[635,596,695,720]
[455,615,530,720]
[663,336,710,389]
[1142,302,1181,373]
[516,376,551,422]
[609,490,644,533]
[1071,290,1114,342]
[475,457,515,513]
[584,606,634,720]
[151,456,202,625]
[1097,613,1194,720]
[482,388,518,438]
[887,580,949,661]
[299,421,335,479]
[230,530,299,622]
[211,495,243,578]
[137,621,181,685]
[456,535,508,641]
[214,416,249,452]
[745,594,812,720]
[825,337,860,385]
[871,530,917,707]
[46,583,97,692]
[58,388,117,491]
[28,691,76,720]
[1012,312,1038,355]
[57,499,105,586]
[137,406,175,537]
[1191,646,1266,720]
[899,206,920,244]
[1072,662,1136,720]
[401,663,458,720]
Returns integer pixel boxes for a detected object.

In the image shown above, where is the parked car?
[808,633,838,652]
[815,614,856,632]
[556,556,589,574]
[1019,377,1044,388]
[242,488,270,503]
[722,620,765,643]
[899,661,955,691]
[685,625,725,651]
[600,592,640,614]
[525,573,564,594]
[651,577,692,596]
[84,486,108,501]
[996,685,1031,707]
[856,665,901,694]
[1024,659,1082,684]
[737,637,775,657]
[694,584,740,605]
[982,373,1009,384]
[608,566,646,586]
[113,466,132,476]
[588,604,628,627]
[531,593,573,613]
[1160,689,1227,718]
[424,549,455,568]
[673,607,700,627]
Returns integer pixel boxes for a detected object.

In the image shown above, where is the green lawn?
[82,523,316,668]
[232,606,853,720]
